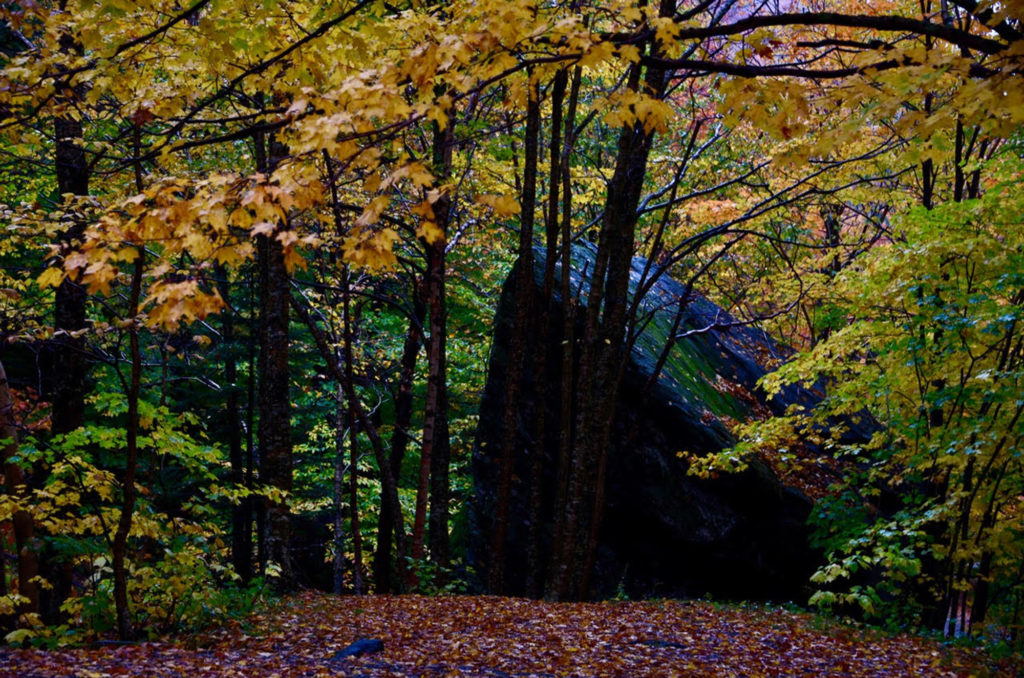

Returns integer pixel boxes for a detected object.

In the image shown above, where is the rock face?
[470,243,827,602]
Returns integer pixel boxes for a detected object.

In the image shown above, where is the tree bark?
[546,66,582,601]
[215,265,252,583]
[342,269,364,595]
[578,33,673,603]
[0,360,39,625]
[374,305,421,592]
[289,295,410,590]
[51,115,89,437]
[332,383,346,594]
[255,124,294,591]
[411,118,455,581]
[489,78,541,594]
[112,250,144,641]
[320,148,415,595]
[426,119,454,577]
[42,18,91,624]
[525,68,567,598]
[256,231,294,590]
[248,267,266,578]
[548,0,676,601]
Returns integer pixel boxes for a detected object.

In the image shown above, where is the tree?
[0,359,38,630]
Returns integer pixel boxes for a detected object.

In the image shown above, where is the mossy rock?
[470,242,823,602]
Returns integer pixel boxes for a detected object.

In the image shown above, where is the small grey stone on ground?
[331,638,385,660]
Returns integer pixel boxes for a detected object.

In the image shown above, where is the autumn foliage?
[0,0,1023,664]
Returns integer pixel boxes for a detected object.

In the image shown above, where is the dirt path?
[1,592,1016,676]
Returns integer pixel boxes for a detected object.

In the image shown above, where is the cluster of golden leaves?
[0,0,630,330]
[3,0,1023,336]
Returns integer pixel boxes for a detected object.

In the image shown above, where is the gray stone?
[331,638,385,660]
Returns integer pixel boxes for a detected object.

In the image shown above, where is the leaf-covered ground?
[1,592,1019,677]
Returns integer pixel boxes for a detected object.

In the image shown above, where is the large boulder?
[470,242,836,602]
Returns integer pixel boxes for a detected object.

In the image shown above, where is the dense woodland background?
[0,0,1022,652]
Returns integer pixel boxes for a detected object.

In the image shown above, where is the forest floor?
[1,591,1020,677]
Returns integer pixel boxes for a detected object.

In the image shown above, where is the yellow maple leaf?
[475,193,520,217]
[37,267,65,289]
[411,200,435,220]
[577,40,615,70]
[417,221,445,244]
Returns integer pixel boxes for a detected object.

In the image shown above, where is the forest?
[0,0,1023,674]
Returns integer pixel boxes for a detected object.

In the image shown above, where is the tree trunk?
[256,229,294,590]
[424,248,451,577]
[426,119,455,577]
[0,360,39,625]
[578,51,672,603]
[489,78,540,594]
[333,383,346,594]
[112,251,144,641]
[342,269,364,595]
[289,295,410,591]
[248,269,266,578]
[215,265,252,583]
[320,148,413,595]
[526,68,567,598]
[51,116,89,438]
[41,18,92,625]
[255,125,294,591]
[548,0,675,601]
[411,118,455,581]
[546,66,582,601]
[374,305,421,592]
